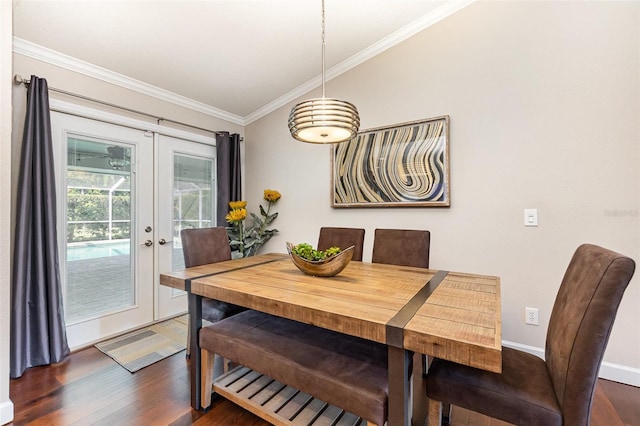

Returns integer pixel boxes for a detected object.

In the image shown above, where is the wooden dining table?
[160,253,502,426]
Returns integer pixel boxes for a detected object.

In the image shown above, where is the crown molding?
[244,0,476,124]
[13,37,245,126]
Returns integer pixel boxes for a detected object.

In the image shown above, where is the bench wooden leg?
[412,352,428,426]
[201,348,214,409]
[428,398,442,426]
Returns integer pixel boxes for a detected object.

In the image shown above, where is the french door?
[51,112,216,349]
[156,134,216,319]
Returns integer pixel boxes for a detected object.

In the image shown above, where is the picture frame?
[331,115,450,208]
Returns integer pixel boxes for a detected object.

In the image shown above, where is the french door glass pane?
[172,154,214,271]
[65,136,134,322]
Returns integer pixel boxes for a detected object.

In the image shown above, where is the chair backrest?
[180,227,232,268]
[371,228,430,268]
[545,244,635,425]
[317,227,365,261]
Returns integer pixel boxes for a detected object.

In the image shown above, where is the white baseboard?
[502,340,545,359]
[0,399,14,425]
[502,340,640,387]
[599,361,640,387]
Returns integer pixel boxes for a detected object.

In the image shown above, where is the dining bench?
[199,309,402,426]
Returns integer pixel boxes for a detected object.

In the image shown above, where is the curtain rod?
[13,74,240,139]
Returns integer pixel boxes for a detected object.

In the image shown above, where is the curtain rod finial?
[14,74,29,85]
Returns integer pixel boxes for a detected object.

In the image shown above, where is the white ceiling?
[13,0,472,125]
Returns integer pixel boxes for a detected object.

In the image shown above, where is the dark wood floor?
[8,347,640,425]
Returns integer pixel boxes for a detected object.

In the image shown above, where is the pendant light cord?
[321,0,326,98]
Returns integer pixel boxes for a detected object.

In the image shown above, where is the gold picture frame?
[331,115,450,208]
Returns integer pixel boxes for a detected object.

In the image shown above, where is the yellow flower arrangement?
[225,207,247,223]
[228,200,247,210]
[226,189,281,257]
[264,189,281,203]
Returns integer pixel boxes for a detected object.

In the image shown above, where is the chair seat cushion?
[201,298,245,323]
[426,347,562,426]
[200,310,389,425]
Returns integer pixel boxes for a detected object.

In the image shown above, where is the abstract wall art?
[331,116,450,207]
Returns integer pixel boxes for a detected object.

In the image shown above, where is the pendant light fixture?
[288,0,360,144]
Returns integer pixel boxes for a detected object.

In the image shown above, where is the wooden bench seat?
[199,309,394,426]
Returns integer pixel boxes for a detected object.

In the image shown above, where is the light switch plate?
[524,209,538,226]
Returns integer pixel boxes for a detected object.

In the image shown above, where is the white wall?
[245,1,640,384]
[1,1,14,423]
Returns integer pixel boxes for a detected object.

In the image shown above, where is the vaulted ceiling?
[12,0,472,125]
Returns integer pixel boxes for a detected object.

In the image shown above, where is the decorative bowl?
[286,242,354,277]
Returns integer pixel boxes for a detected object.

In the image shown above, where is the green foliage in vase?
[292,243,341,261]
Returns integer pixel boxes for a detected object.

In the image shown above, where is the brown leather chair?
[371,228,430,268]
[180,227,245,356]
[371,227,431,398]
[426,243,635,426]
[317,227,365,261]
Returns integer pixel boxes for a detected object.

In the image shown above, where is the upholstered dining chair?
[317,227,366,261]
[180,227,245,357]
[371,227,432,417]
[426,243,635,426]
[371,228,430,268]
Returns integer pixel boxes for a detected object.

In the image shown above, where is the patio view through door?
[51,112,215,349]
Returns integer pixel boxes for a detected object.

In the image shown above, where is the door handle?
[141,240,153,247]
[159,239,173,245]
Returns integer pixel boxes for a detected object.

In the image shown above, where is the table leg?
[188,292,203,410]
[388,346,411,426]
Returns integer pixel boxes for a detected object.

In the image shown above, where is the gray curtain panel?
[216,132,242,226]
[11,75,70,378]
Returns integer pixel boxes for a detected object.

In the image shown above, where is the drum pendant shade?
[288,98,360,144]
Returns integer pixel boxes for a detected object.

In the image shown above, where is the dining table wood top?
[160,252,502,374]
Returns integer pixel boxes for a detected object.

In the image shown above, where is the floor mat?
[95,315,187,373]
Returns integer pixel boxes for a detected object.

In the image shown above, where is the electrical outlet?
[525,307,539,326]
